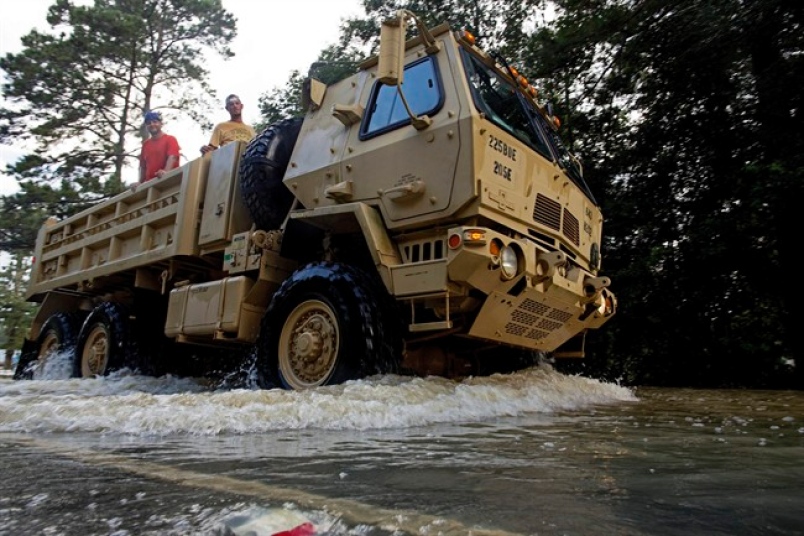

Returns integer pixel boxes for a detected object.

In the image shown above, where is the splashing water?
[0,356,636,436]
[20,348,77,380]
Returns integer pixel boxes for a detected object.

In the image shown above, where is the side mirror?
[378,13,407,86]
[376,10,433,131]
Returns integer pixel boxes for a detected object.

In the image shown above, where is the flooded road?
[1,357,802,535]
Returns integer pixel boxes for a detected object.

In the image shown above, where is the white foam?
[0,365,637,436]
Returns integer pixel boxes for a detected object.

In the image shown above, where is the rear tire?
[129,289,171,377]
[75,302,132,377]
[239,117,304,230]
[256,262,401,390]
[13,312,82,380]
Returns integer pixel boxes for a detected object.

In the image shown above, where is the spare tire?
[239,117,304,230]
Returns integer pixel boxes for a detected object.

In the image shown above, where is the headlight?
[500,245,519,280]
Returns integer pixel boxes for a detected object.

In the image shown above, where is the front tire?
[75,302,131,377]
[256,262,401,390]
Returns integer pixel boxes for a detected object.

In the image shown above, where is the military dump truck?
[15,11,616,390]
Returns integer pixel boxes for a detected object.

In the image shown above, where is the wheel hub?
[294,323,323,360]
[82,326,109,376]
[38,332,60,361]
[291,313,334,377]
[280,301,339,387]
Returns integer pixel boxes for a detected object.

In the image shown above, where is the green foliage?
[256,71,307,130]
[0,254,36,368]
[0,0,236,253]
[0,178,91,253]
[342,0,544,53]
[537,0,803,388]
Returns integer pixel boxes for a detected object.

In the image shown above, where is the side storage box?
[165,276,254,337]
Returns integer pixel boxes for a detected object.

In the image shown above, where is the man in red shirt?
[139,111,180,183]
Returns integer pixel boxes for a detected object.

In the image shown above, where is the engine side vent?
[401,238,446,263]
[533,194,561,231]
[562,208,580,246]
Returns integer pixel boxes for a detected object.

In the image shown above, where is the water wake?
[0,351,636,435]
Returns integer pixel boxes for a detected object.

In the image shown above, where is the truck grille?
[532,194,580,246]
[533,194,560,231]
[504,298,574,341]
[562,209,579,245]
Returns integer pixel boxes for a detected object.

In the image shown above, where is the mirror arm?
[400,10,441,54]
[395,86,432,130]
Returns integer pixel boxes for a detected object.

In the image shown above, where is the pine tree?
[0,254,36,369]
[0,0,237,252]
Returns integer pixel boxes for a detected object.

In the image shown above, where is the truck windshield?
[461,50,597,204]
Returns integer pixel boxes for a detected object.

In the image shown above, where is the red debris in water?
[272,522,316,536]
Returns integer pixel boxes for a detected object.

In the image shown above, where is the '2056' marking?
[494,161,512,181]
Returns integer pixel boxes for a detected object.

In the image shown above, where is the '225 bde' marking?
[488,135,517,161]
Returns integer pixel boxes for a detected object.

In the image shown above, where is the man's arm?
[155,137,181,178]
[165,136,180,170]
[154,154,178,179]
[201,124,222,154]
[164,155,179,171]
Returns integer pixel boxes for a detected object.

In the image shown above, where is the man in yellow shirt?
[200,94,256,154]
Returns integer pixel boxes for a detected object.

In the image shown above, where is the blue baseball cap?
[144,111,162,122]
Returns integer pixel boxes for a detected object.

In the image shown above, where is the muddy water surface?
[0,357,802,535]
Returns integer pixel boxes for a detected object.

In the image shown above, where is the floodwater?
[0,353,802,536]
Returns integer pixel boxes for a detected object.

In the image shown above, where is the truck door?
[343,46,463,223]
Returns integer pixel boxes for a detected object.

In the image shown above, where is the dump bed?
[27,142,251,301]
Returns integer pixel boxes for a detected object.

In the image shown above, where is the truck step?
[409,320,453,332]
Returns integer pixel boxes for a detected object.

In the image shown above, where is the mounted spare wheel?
[13,312,83,380]
[75,302,132,377]
[239,117,304,230]
[255,262,402,390]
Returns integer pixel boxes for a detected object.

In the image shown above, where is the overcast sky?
[0,0,365,189]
